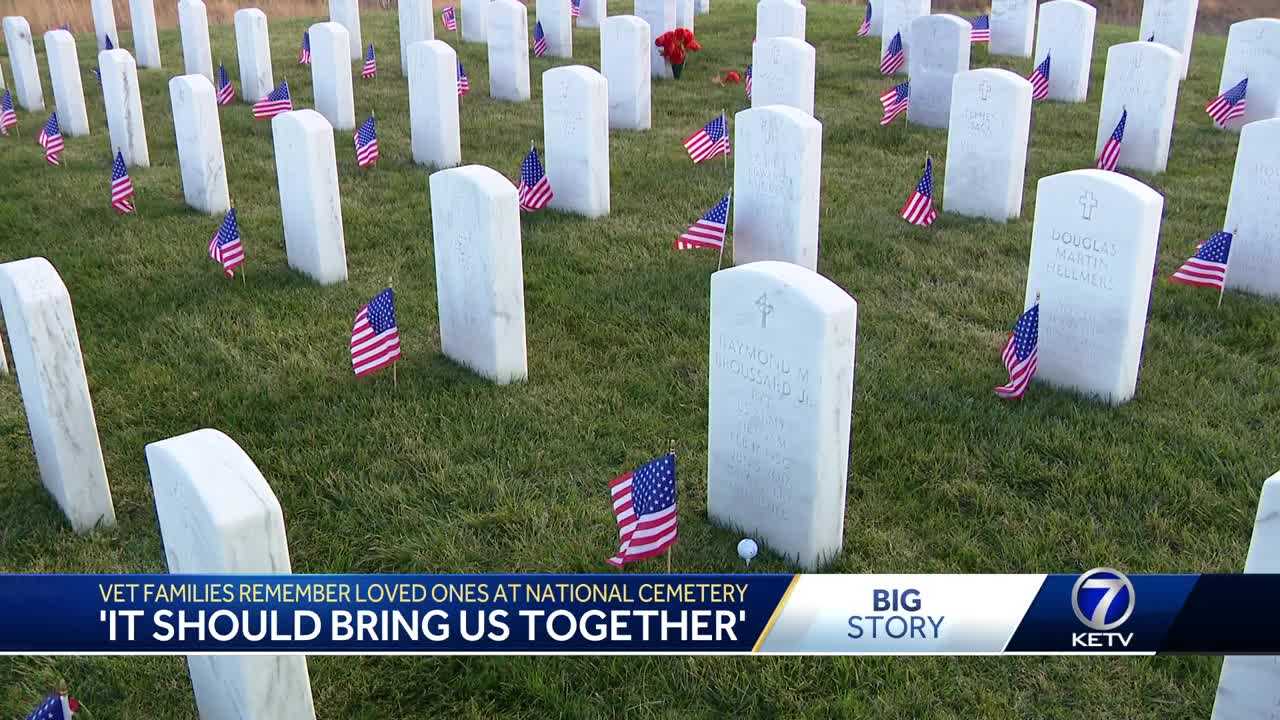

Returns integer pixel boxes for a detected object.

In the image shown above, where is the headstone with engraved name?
[100,49,149,167]
[602,16,651,130]
[310,22,355,130]
[409,40,462,169]
[635,0,675,78]
[1221,118,1280,299]
[3,17,44,111]
[399,0,434,69]
[1214,19,1280,132]
[329,0,363,59]
[272,109,348,285]
[488,0,531,102]
[881,0,928,75]
[544,66,610,217]
[170,74,230,214]
[907,14,969,129]
[179,0,214,83]
[537,0,572,57]
[756,0,805,42]
[235,9,274,102]
[990,0,1035,58]
[1139,0,1197,79]
[751,37,815,116]
[44,30,89,136]
[1095,41,1180,174]
[732,105,822,270]
[1033,0,1096,103]
[944,68,1031,220]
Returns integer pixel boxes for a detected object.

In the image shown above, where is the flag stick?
[1219,227,1238,309]
[716,188,732,271]
[667,438,677,573]
[389,276,398,389]
[721,108,729,175]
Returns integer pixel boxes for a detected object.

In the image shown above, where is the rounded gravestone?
[1096,41,1180,174]
[755,0,805,42]
[990,0,1035,58]
[944,68,1031,221]
[634,0,675,79]
[1222,118,1280,299]
[1033,0,1096,103]
[399,0,434,69]
[1139,0,1196,79]
[234,8,274,102]
[732,106,822,270]
[543,66,610,217]
[1216,19,1280,132]
[880,0,928,74]
[601,16,652,130]
[906,13,969,129]
[488,0,531,102]
[750,37,815,117]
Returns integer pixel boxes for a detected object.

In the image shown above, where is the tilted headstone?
[881,0,928,75]
[732,105,822,270]
[676,0,694,31]
[462,0,487,42]
[329,0,363,60]
[1222,118,1280,299]
[0,258,115,534]
[309,22,355,131]
[707,261,857,571]
[944,69,1031,221]
[487,0,531,102]
[537,0,573,58]
[578,0,606,28]
[1139,0,1196,79]
[990,0,1035,58]
[178,0,214,83]
[601,15,652,130]
[100,49,149,167]
[634,0,675,79]
[2,17,44,111]
[1215,19,1280,132]
[1033,0,1096,103]
[429,165,529,384]
[44,30,89,136]
[146,429,317,720]
[751,38,815,117]
[272,110,348,285]
[1022,170,1163,404]
[1095,41,1180,174]
[91,0,117,50]
[399,0,434,70]
[169,74,230,215]
[129,0,162,68]
[756,0,805,42]
[234,9,274,102]
[409,40,462,169]
[906,14,969,129]
[543,66,610,217]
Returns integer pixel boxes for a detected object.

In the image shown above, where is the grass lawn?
[0,2,1275,716]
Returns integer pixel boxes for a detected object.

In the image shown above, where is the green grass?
[0,3,1275,717]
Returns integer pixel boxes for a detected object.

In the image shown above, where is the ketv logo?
[1070,568,1136,648]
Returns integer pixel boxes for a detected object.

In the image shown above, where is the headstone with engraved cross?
[732,105,822,270]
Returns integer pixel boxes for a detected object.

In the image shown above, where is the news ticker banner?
[1,570,1277,655]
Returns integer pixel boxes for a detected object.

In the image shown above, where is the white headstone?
[750,38,815,116]
[100,49,149,168]
[868,0,884,36]
[755,0,805,41]
[461,0,488,42]
[579,0,606,28]
[129,0,162,68]
[429,166,529,384]
[676,0,694,31]
[146,429,317,720]
[707,261,856,571]
[272,110,348,285]
[0,59,7,90]
[1023,170,1162,404]
[732,106,822,270]
[989,0,1035,58]
[943,69,1031,221]
[1211,471,1280,719]
[169,74,230,215]
[1095,41,1180,174]
[91,0,117,50]
[544,66,610,217]
[1215,19,1280,132]
[634,0,675,78]
[880,0,928,73]
[906,14,969,128]
[537,0,573,57]
[234,9,274,102]
[44,31,89,136]
[601,16,652,130]
[399,0,434,69]
[0,257,114,534]
[309,22,355,131]
[487,0,531,102]
[1032,0,1096,103]
[409,40,462,169]
[1139,0,1197,79]
[329,0,363,60]
[2,17,44,111]
[1222,118,1280,299]
[178,0,214,83]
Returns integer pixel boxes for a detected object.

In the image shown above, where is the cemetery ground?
[0,2,1277,716]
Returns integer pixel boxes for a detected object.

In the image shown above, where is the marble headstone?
[578,0,606,28]
[634,0,675,79]
[1222,118,1280,299]
[1139,0,1197,79]
[0,257,115,534]
[1215,19,1280,132]
[272,110,348,285]
[169,74,230,215]
[707,261,857,571]
[943,69,1031,221]
[309,22,355,131]
[750,38,815,116]
[409,40,462,169]
[329,0,363,59]
[44,31,89,136]
[732,106,822,270]
[755,0,805,42]
[675,0,694,31]
[601,15,652,130]
[0,59,6,91]
[1033,0,1096,103]
[1095,41,1180,174]
[100,49,149,167]
[537,0,573,58]
[487,0,531,102]
[906,14,969,128]
[178,0,214,83]
[234,9,274,102]
[399,0,434,69]
[543,66,610,217]
[868,0,883,36]
[695,0,708,14]
[129,0,162,68]
[990,0,1035,58]
[881,0,929,74]
[1023,170,1163,404]
[2,17,44,111]
[91,0,117,50]
[461,0,488,43]
[146,429,317,720]
[428,165,529,384]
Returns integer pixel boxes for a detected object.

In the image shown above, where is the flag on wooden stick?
[606,453,678,567]
[900,156,938,226]
[675,192,731,250]
[1170,230,1233,292]
[351,288,403,378]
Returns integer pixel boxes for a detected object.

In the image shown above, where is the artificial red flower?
[655,28,701,67]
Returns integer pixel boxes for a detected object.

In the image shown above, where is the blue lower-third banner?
[0,570,1277,654]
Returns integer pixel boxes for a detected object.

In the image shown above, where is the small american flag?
[970,14,990,43]
[24,692,79,720]
[1097,108,1127,172]
[879,81,909,126]
[517,146,553,211]
[1147,33,1155,42]
[110,150,136,213]
[208,207,245,278]
[252,80,293,119]
[351,288,402,377]
[37,112,64,165]
[900,156,937,226]
[571,0,582,18]
[299,30,311,64]
[607,453,678,567]
[442,5,457,31]
[216,63,235,106]
[744,63,753,98]
[675,192,731,250]
[880,32,905,75]
[994,301,1039,400]
[1028,55,1050,101]
[104,34,113,49]
[857,3,872,37]
[457,61,470,96]
[354,114,379,168]
[0,90,17,135]
[534,21,548,57]
[362,44,377,79]
[683,113,730,163]
[1206,78,1248,127]
[1170,231,1232,292]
